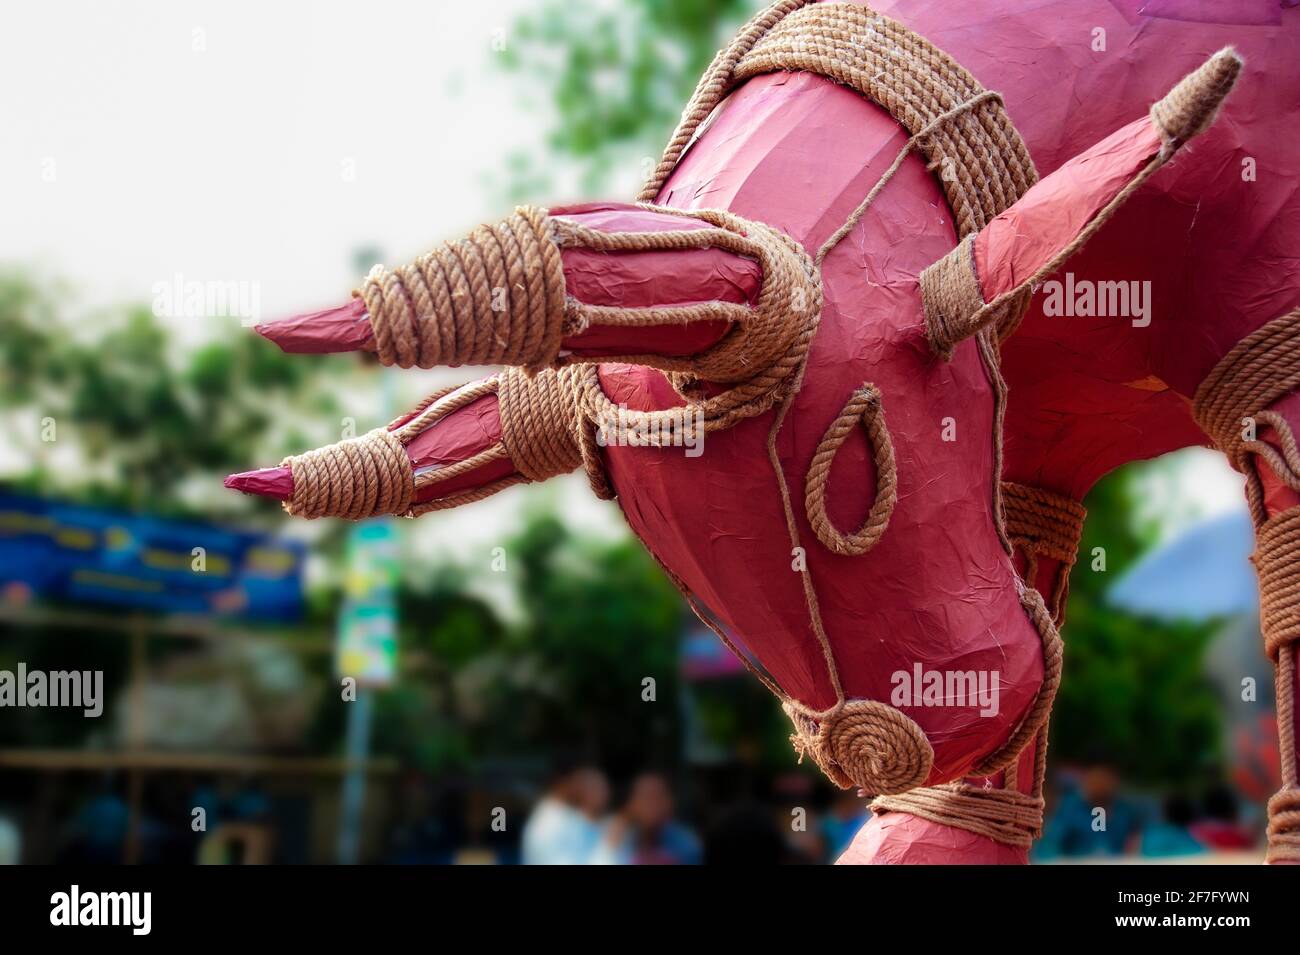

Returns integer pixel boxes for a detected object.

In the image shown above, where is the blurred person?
[1138,795,1205,858]
[1189,784,1255,851]
[58,775,128,864]
[592,772,700,865]
[0,812,19,864]
[1036,763,1143,858]
[820,792,868,862]
[521,757,607,865]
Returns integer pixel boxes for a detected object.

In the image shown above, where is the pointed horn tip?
[224,466,294,501]
[1151,48,1244,146]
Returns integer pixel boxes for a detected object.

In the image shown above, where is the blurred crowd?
[0,757,1266,864]
[383,758,871,866]
[1035,762,1259,861]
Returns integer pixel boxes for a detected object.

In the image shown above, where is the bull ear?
[923,48,1243,360]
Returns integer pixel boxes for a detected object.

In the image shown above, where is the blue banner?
[0,493,304,622]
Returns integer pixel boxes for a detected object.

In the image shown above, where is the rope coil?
[785,699,934,795]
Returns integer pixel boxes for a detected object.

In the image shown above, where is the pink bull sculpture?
[229,0,1300,864]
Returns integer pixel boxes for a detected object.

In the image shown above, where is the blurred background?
[0,0,1279,864]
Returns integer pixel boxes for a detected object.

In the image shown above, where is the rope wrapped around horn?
[280,365,607,521]
[356,203,820,408]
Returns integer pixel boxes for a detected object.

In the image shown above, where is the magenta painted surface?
[603,65,1042,784]
[243,0,1300,859]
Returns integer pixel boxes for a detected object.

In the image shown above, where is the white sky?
[0,0,546,319]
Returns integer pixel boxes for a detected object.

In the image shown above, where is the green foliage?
[1051,469,1222,785]
[0,270,353,522]
[498,0,757,195]
[370,510,688,777]
[509,509,685,772]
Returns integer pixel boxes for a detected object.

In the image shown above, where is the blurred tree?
[0,270,357,524]
[496,0,757,196]
[508,509,685,777]
[1052,468,1222,786]
[368,510,690,779]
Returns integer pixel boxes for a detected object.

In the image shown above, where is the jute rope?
[625,1,1062,795]
[1002,482,1088,623]
[640,1,1038,247]
[359,199,823,434]
[360,205,566,373]
[1193,307,1300,863]
[871,483,1086,847]
[804,383,897,557]
[922,48,1242,360]
[1253,507,1300,863]
[280,366,605,519]
[552,208,815,386]
[873,780,1046,850]
[282,426,413,521]
[1194,309,1300,523]
[564,207,823,439]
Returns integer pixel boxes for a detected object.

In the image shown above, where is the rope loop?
[804,383,897,556]
[553,206,820,389]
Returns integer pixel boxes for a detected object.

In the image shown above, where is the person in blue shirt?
[592,772,701,865]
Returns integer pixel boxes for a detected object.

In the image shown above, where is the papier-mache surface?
[605,67,1044,785]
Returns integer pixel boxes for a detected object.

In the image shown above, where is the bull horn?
[257,203,818,391]
[225,366,604,520]
[923,47,1243,359]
